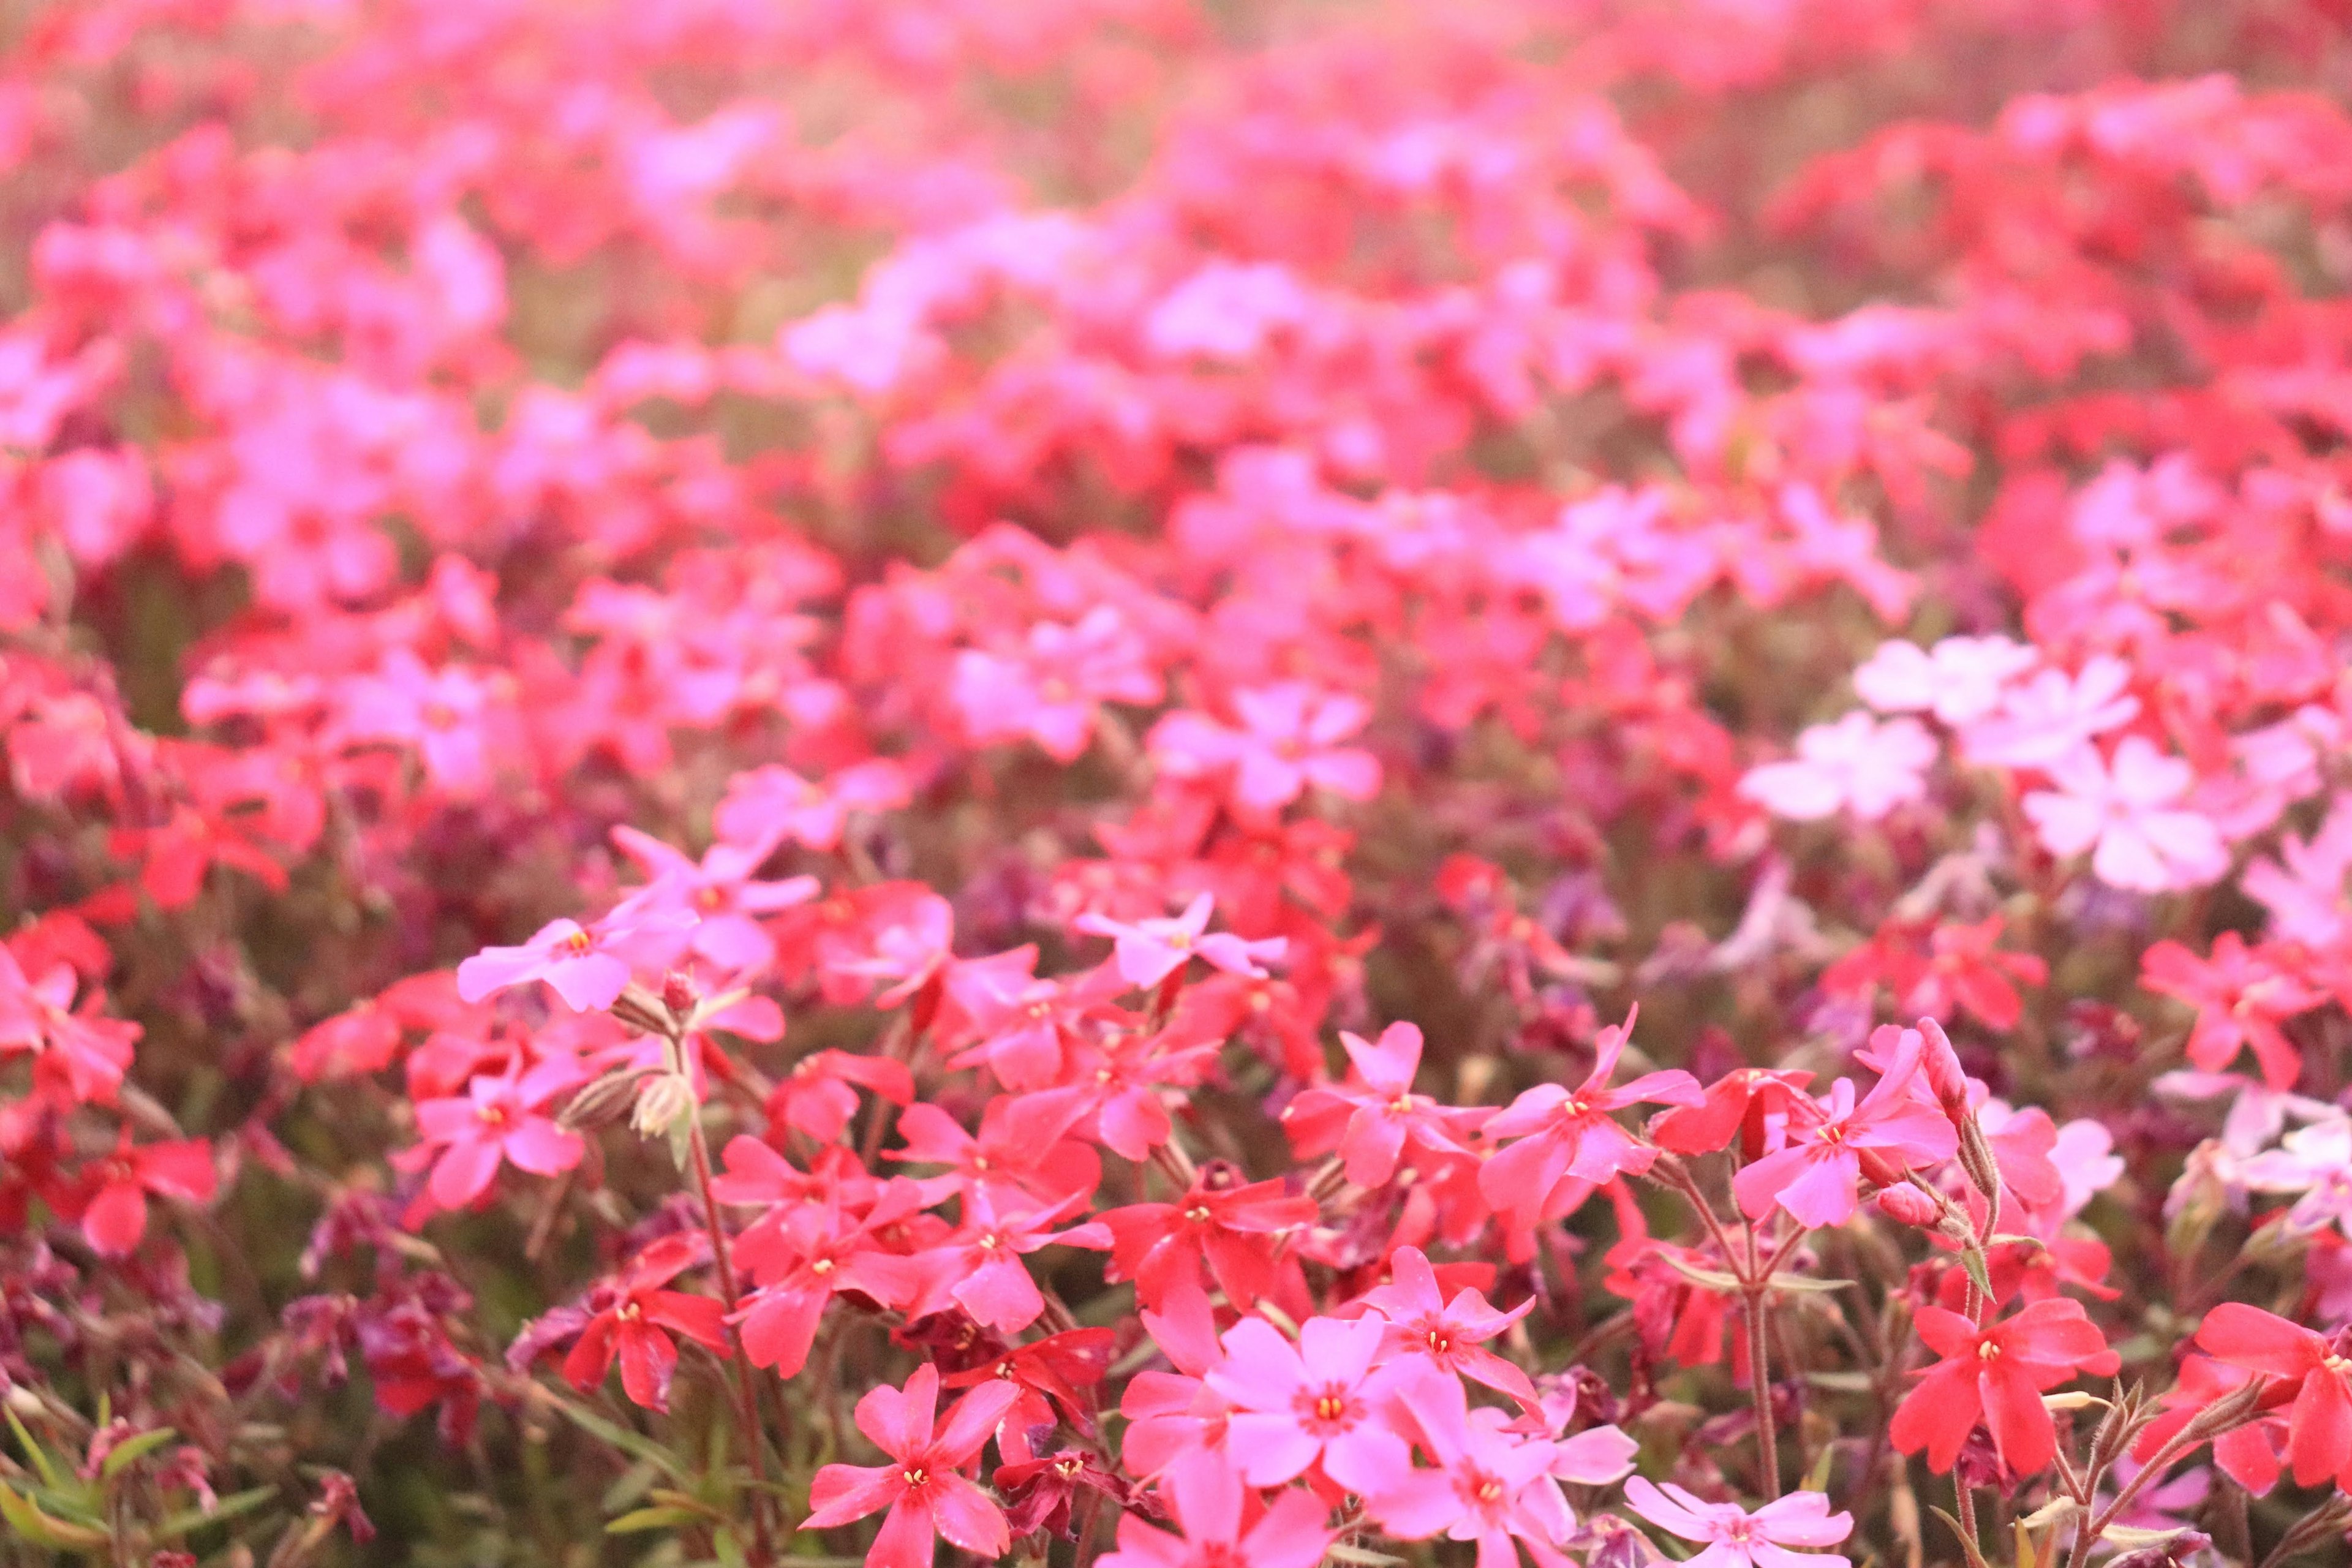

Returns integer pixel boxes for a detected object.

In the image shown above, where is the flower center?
[477,1104,508,1126]
[810,1258,834,1276]
[901,1468,928,1490]
[1977,1340,2002,1362]
[559,929,594,956]
[1297,1384,1357,1433]
[1184,1205,1212,1224]
[1425,1328,1454,1355]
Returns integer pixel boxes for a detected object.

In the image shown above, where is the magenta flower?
[1099,1451,1333,1568]
[1281,1022,1487,1189]
[1076,892,1285,990]
[1359,1246,1539,1410]
[1202,1314,1411,1491]
[2022,737,2230,893]
[609,824,819,976]
[1479,1014,1702,1236]
[1738,711,1937,823]
[1371,1366,1620,1560]
[1623,1479,1854,1568]
[1732,1038,1958,1227]
[339,649,499,794]
[1150,682,1381,815]
[712,758,911,853]
[401,1060,586,1212]
[455,919,632,1011]
[804,1365,1023,1568]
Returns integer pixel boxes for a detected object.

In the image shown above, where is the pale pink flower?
[1851,636,2037,726]
[1738,712,1937,822]
[1076,892,1285,990]
[1623,1479,1853,1568]
[1958,656,2138,769]
[1150,684,1381,815]
[2021,738,2230,893]
[1202,1314,1411,1491]
[402,1061,587,1211]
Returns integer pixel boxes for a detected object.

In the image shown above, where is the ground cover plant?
[3,2,2352,1567]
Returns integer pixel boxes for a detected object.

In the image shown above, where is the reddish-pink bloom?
[1890,1300,2120,1475]
[804,1364,1023,1568]
[1281,1023,1487,1189]
[1150,683,1381,815]
[560,1235,731,1412]
[1203,1314,1408,1490]
[76,1135,216,1256]
[0,944,138,1104]
[1479,1014,1701,1236]
[2141,933,2322,1088]
[1099,1174,1318,1313]
[2193,1303,2352,1490]
[1358,1246,1538,1410]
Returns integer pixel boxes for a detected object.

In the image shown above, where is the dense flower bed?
[4,2,2352,1566]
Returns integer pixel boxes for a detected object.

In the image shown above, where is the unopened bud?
[630,1072,698,1141]
[560,1069,649,1131]
[1875,1184,1942,1227]
[1915,1017,1972,1122]
[661,970,697,1017]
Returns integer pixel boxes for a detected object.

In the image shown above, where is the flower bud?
[630,1072,698,1142]
[1875,1183,1941,1227]
[661,970,697,1017]
[1915,1017,1973,1123]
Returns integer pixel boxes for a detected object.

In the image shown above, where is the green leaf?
[607,1506,709,1534]
[0,1483,111,1551]
[4,1409,68,1492]
[1959,1248,1993,1300]
[601,1458,661,1515]
[1660,1254,1746,1293]
[100,1427,179,1480]
[153,1483,278,1541]
[1929,1506,1991,1568]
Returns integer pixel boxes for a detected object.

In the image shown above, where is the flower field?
[2,3,2351,1567]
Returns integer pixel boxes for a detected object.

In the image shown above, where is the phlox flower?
[1359,1246,1539,1411]
[951,606,1163,761]
[2192,1304,2352,1490]
[2139,933,2321,1088]
[1732,1039,1957,1227]
[1077,892,1286,990]
[804,1364,1024,1568]
[609,825,819,977]
[1370,1367,1597,1566]
[1958,656,2139,769]
[1204,1314,1410,1491]
[0,945,138,1104]
[455,909,690,1012]
[75,1134,217,1257]
[2234,1118,2352,1238]
[1480,1013,1702,1238]
[559,1235,729,1413]
[337,649,502,795]
[1099,1450,1333,1568]
[2022,738,2230,893]
[1621,1479,1853,1568]
[1099,1174,1317,1314]
[400,1060,586,1212]
[1737,712,1936,823]
[1852,636,2038,726]
[1149,683,1381,815]
[1890,1300,2120,1474]
[1281,1022,1488,1189]
[713,758,911,853]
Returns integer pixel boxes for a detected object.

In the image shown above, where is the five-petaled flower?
[804,1364,1025,1568]
[1890,1299,2120,1475]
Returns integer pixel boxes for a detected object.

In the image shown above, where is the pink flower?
[1890,1300,2120,1475]
[401,1061,586,1212]
[1479,1013,1702,1237]
[1099,1452,1333,1568]
[2022,737,2230,893]
[1077,893,1286,990]
[1852,636,2038,726]
[455,906,694,1012]
[952,607,1163,761]
[609,825,819,977]
[1204,1314,1411,1491]
[713,759,911,853]
[1738,712,1937,822]
[804,1365,1023,1568]
[1280,1023,1487,1189]
[559,1235,731,1413]
[339,650,500,795]
[0,946,138,1104]
[900,1189,1110,1333]
[1358,1246,1539,1411]
[1370,1368,1587,1560]
[1958,656,2139,769]
[1150,683,1381,815]
[1623,1479,1854,1568]
[2140,933,2322,1088]
[1732,1036,1958,1228]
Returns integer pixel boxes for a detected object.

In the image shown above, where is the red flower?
[2141,935,2323,1089]
[75,1134,217,1256]
[1099,1172,1317,1314]
[2192,1303,2352,1489]
[560,1235,731,1412]
[1890,1300,2120,1474]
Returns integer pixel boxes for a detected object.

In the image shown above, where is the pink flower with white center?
[1098,1450,1333,1568]
[1076,892,1286,990]
[2022,737,2230,893]
[1852,636,2038,726]
[1732,1033,1957,1228]
[1281,1022,1488,1189]
[1738,712,1937,823]
[1623,1479,1853,1568]
[1957,656,2139,769]
[1150,683,1381,816]
[1202,1314,1411,1491]
[609,825,818,978]
[1370,1367,1589,1561]
[1359,1246,1539,1411]
[401,1058,587,1212]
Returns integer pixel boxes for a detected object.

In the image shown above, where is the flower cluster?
[4,2,2352,1567]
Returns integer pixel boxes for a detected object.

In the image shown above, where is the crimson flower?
[1890,1300,2120,1475]
[76,1134,216,1256]
[804,1363,1023,1568]
[1099,1172,1317,1313]
[0,946,140,1105]
[559,1235,730,1413]
[1479,1012,1702,1236]
[2192,1303,2352,1489]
